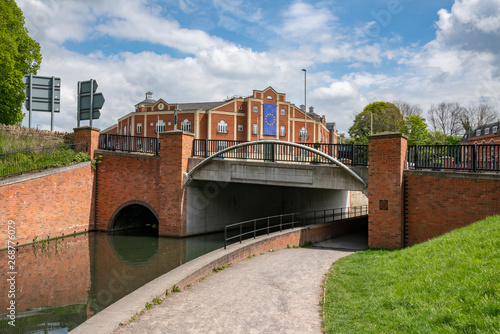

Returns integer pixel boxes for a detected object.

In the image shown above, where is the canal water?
[0,231,224,333]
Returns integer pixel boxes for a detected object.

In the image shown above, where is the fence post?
[254,220,257,239]
[473,144,477,173]
[204,139,208,158]
[267,217,270,235]
[352,144,356,166]
[224,228,227,249]
[239,224,242,244]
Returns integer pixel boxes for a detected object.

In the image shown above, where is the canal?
[0,231,224,333]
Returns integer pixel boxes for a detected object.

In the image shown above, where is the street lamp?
[301,68,307,143]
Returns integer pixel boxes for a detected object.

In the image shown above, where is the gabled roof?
[460,121,500,142]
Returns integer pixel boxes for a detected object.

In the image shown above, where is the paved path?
[113,247,354,334]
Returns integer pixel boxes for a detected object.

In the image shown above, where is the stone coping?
[404,169,500,181]
[0,161,92,187]
[70,225,324,333]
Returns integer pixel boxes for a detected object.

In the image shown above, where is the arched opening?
[111,204,159,236]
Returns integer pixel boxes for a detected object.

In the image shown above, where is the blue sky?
[17,0,500,133]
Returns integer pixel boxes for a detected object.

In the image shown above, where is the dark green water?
[0,231,224,333]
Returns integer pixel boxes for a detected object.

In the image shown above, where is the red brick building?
[103,86,336,144]
[460,121,500,144]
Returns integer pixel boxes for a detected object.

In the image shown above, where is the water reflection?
[0,231,223,333]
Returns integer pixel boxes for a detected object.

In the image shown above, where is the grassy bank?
[0,131,90,177]
[323,216,500,333]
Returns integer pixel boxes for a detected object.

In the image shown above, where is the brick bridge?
[72,128,500,249]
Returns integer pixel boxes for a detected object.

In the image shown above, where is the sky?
[16,0,500,134]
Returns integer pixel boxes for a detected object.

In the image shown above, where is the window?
[136,123,142,134]
[123,126,127,135]
[493,126,498,133]
[299,127,308,140]
[280,126,285,137]
[253,106,259,113]
[218,120,228,133]
[267,95,273,100]
[253,123,258,134]
[477,129,482,136]
[239,106,243,111]
[280,108,286,116]
[156,120,165,133]
[485,128,490,135]
[238,125,243,132]
[491,139,495,144]
[181,119,191,132]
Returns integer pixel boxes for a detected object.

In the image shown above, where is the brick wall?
[368,132,407,249]
[95,151,160,230]
[0,163,95,249]
[405,170,500,246]
[74,126,100,157]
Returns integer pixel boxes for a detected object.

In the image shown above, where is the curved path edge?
[71,218,366,334]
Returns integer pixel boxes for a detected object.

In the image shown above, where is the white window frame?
[253,106,259,113]
[493,126,498,133]
[123,125,127,135]
[181,119,191,132]
[485,128,490,135]
[253,123,258,134]
[238,124,243,132]
[136,123,142,134]
[280,126,285,137]
[299,127,308,140]
[280,108,286,116]
[218,120,228,133]
[477,129,482,136]
[156,120,166,133]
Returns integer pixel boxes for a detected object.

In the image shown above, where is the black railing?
[192,139,369,166]
[407,144,500,172]
[300,143,369,166]
[224,205,368,249]
[0,142,88,178]
[98,134,159,155]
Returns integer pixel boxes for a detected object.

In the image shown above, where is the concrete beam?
[187,158,366,191]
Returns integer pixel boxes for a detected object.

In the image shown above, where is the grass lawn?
[323,216,500,333]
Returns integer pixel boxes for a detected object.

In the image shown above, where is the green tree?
[0,0,42,125]
[348,102,403,143]
[399,115,429,145]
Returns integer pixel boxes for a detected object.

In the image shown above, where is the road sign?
[23,75,61,130]
[77,79,105,127]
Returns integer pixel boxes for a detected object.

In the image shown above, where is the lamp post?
[301,68,307,143]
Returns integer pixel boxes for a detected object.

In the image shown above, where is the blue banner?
[263,103,277,136]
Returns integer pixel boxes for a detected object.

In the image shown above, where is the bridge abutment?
[368,132,407,249]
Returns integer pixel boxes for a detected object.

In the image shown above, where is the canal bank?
[71,218,367,333]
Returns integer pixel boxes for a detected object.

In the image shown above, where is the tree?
[393,100,423,117]
[0,0,42,125]
[427,102,463,137]
[459,104,498,133]
[399,115,429,145]
[348,102,403,143]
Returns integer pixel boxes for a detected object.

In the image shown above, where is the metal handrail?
[98,134,160,155]
[223,205,368,249]
[192,139,369,167]
[407,144,500,172]
[0,142,88,178]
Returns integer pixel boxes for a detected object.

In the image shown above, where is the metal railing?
[407,144,500,172]
[98,134,159,155]
[192,139,369,166]
[0,142,88,178]
[224,205,368,249]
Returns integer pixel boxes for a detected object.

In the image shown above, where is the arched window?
[156,120,165,133]
[218,120,228,133]
[181,119,191,132]
[299,127,308,140]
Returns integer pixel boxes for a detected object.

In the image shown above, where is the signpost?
[23,75,61,131]
[77,79,105,127]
